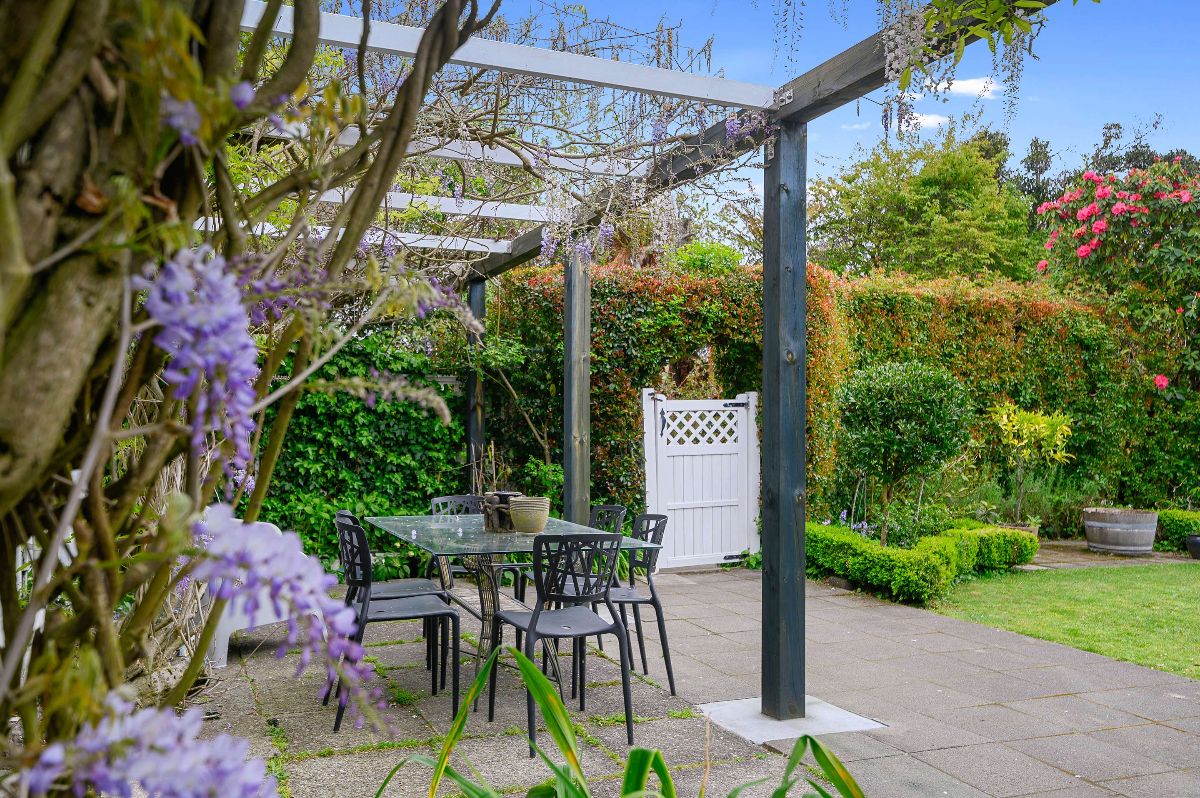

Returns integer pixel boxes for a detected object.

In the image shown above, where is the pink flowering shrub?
[1038,159,1200,391]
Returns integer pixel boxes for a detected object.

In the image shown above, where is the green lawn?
[933,564,1200,680]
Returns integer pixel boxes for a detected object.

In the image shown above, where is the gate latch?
[722,401,748,408]
[659,408,667,436]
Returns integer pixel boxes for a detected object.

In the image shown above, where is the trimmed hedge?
[807,524,1039,604]
[1156,510,1200,553]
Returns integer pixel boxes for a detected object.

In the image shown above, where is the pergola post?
[466,279,486,487]
[760,117,808,720]
[562,253,591,524]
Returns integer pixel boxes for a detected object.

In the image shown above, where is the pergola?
[243,0,1050,722]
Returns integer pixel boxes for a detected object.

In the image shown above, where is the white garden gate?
[642,389,760,569]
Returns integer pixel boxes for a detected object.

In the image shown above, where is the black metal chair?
[488,533,635,753]
[515,504,627,602]
[607,514,675,695]
[326,517,460,730]
[336,510,442,599]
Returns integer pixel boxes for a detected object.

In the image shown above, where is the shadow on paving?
[196,613,791,798]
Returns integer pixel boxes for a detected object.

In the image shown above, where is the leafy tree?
[669,240,742,275]
[809,135,1041,280]
[838,362,973,545]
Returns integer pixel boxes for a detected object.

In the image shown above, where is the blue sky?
[514,0,1199,178]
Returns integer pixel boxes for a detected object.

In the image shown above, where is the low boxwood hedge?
[1156,510,1200,552]
[806,523,1039,604]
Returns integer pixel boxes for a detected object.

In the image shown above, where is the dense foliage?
[837,362,972,544]
[809,136,1041,280]
[257,337,466,573]
[474,264,1198,522]
[1156,509,1200,553]
[805,522,1038,604]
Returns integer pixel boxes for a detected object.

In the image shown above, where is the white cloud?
[840,121,871,131]
[946,76,999,99]
[912,113,949,129]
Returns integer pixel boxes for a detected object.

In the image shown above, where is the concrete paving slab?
[914,742,1083,797]
[1008,733,1174,782]
[1100,768,1200,797]
[698,696,883,744]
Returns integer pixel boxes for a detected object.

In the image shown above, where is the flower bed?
[806,523,1039,604]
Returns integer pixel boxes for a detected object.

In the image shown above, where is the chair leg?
[449,614,461,718]
[441,617,449,690]
[524,630,540,758]
[613,625,635,746]
[430,617,439,696]
[578,636,587,711]
[487,619,503,723]
[570,637,579,700]
[653,598,677,696]
[631,604,649,675]
[592,602,604,652]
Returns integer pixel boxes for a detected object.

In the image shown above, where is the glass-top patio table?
[364,514,659,685]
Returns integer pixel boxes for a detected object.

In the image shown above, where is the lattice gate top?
[661,408,741,447]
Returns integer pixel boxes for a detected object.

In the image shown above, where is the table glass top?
[365,514,660,557]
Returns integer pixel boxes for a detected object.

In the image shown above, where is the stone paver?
[1030,540,1190,570]
[199,568,1200,798]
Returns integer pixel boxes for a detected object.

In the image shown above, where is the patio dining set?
[324,496,679,753]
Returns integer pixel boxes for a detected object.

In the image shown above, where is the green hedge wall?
[481,264,1197,516]
[806,523,1039,604]
[1156,510,1200,553]
[258,336,466,570]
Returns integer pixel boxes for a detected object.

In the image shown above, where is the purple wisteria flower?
[137,247,259,474]
[651,117,668,145]
[597,222,615,251]
[231,81,256,110]
[573,237,593,264]
[725,115,742,143]
[191,505,376,702]
[381,232,400,262]
[540,230,557,260]
[24,694,275,798]
[161,96,201,146]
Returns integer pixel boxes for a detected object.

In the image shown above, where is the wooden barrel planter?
[1082,508,1158,556]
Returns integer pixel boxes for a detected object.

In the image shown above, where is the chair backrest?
[628,513,668,576]
[333,516,373,593]
[333,510,359,573]
[430,495,485,515]
[532,533,622,605]
[588,505,627,535]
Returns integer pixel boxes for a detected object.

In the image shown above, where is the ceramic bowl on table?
[508,496,551,534]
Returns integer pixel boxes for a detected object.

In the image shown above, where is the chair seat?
[496,605,612,638]
[366,593,456,622]
[373,577,441,599]
[607,585,651,604]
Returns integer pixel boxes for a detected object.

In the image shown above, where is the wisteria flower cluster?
[161,95,201,146]
[190,505,377,704]
[137,247,259,473]
[24,694,275,798]
[235,256,330,326]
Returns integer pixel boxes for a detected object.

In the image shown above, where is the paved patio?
[1026,540,1191,570]
[199,569,1200,798]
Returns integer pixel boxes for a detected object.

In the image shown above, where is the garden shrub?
[669,240,742,276]
[808,523,1038,604]
[1156,509,1200,552]
[943,526,1039,570]
[258,336,466,572]
[838,362,972,544]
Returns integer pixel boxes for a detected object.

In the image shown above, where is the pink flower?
[1076,243,1093,258]
[1095,186,1113,199]
[1082,170,1101,183]
[1179,190,1193,203]
[1117,190,1129,199]
[1036,200,1060,215]
[1036,260,1049,273]
[1092,220,1108,234]
[1112,201,1129,216]
[1076,202,1101,221]
[1073,225,1088,239]
[1154,374,1169,390]
[1044,239,1055,250]
[1178,307,1185,314]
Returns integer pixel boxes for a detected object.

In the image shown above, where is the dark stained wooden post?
[562,253,591,524]
[760,117,808,720]
[466,279,486,488]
